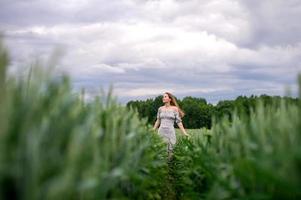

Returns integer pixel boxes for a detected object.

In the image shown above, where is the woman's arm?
[174,107,190,138]
[153,119,160,131]
[153,107,161,131]
[177,122,191,138]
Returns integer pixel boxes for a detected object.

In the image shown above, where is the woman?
[153,92,190,159]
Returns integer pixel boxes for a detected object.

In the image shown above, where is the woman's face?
[162,93,171,103]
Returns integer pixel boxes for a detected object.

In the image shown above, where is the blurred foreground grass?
[0,38,170,200]
[1,36,301,200]
[173,77,301,199]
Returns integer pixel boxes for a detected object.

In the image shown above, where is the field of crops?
[173,96,301,199]
[1,39,301,200]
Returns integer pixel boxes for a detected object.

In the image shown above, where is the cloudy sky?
[1,0,301,105]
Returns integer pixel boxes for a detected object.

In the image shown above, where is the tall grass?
[1,35,301,200]
[171,75,301,199]
[0,38,169,200]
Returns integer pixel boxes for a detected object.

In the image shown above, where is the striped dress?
[156,107,182,153]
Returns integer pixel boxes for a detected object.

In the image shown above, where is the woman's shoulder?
[159,106,178,111]
[171,106,178,111]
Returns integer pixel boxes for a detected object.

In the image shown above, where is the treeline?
[126,94,299,129]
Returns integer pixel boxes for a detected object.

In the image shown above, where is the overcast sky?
[1,0,301,105]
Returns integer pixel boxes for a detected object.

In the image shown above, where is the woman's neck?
[164,103,171,107]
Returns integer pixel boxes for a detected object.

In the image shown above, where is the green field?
[175,128,209,136]
[1,39,301,200]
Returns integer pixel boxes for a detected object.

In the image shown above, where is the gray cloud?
[0,0,136,27]
[1,0,300,105]
[240,0,301,47]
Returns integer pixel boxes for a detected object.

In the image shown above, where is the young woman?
[153,92,190,159]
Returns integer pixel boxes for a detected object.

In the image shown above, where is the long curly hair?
[164,92,185,118]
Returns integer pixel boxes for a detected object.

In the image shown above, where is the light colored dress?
[156,107,182,153]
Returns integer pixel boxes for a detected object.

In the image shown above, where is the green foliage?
[127,95,164,125]
[0,38,169,200]
[180,97,212,129]
[1,35,301,200]
[170,78,301,199]
[171,129,213,200]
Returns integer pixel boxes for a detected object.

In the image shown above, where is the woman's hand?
[183,132,191,139]
[183,129,191,139]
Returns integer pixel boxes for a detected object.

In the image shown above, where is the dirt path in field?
[162,156,177,200]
